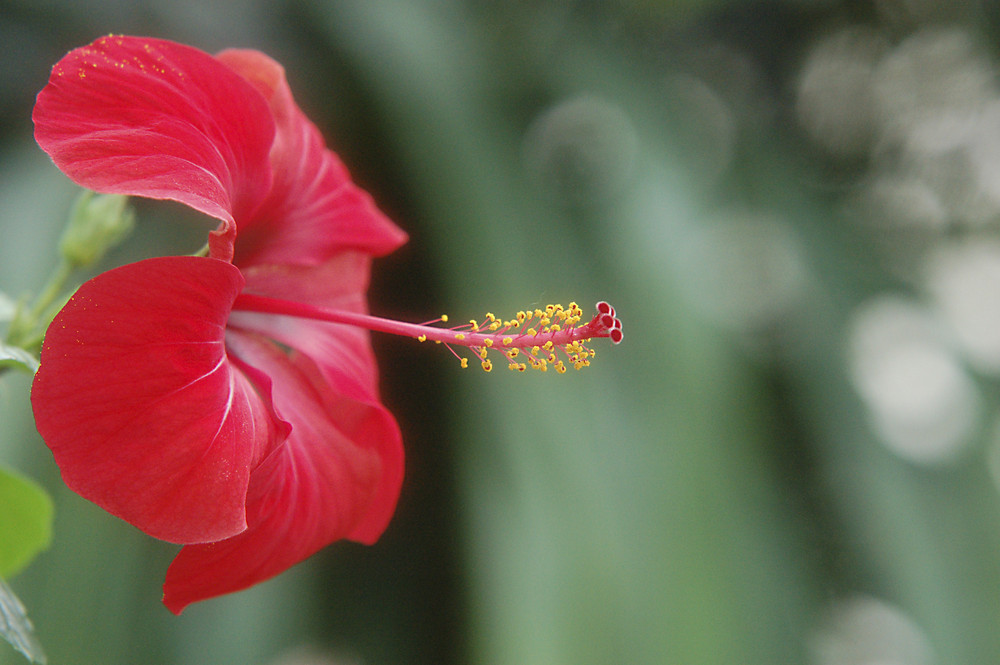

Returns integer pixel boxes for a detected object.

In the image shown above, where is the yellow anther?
[418,334,427,342]
[430,301,602,377]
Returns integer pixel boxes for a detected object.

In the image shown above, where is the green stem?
[4,259,73,348]
[29,259,73,323]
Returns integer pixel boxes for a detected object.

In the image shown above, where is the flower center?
[232,295,623,373]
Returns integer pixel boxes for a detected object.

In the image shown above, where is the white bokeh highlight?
[848,296,980,464]
[809,595,933,665]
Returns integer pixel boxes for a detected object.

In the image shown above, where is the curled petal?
[33,36,275,226]
[216,49,407,265]
[163,333,403,613]
[31,257,286,544]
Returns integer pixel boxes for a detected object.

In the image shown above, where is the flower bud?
[59,191,135,268]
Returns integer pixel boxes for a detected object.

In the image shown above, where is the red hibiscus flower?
[30,36,622,614]
[31,36,407,613]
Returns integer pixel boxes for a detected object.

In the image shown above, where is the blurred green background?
[4,0,1000,663]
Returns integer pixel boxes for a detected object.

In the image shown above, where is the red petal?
[215,49,407,266]
[33,36,275,226]
[31,257,287,544]
[229,254,399,536]
[162,333,403,614]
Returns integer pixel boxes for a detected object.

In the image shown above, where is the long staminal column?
[233,294,623,373]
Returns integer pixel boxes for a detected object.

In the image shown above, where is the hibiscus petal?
[33,36,275,226]
[162,333,403,614]
[216,49,408,265]
[31,257,287,544]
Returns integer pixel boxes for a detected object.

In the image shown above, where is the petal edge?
[31,256,283,544]
[33,36,275,225]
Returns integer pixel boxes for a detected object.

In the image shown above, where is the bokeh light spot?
[809,595,933,665]
[848,296,980,464]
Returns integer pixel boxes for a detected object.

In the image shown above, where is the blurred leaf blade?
[0,465,53,578]
[0,578,45,664]
[0,346,38,376]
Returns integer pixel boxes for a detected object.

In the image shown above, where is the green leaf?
[0,466,53,578]
[0,576,46,664]
[0,344,39,375]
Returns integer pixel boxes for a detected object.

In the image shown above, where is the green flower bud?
[59,191,135,268]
